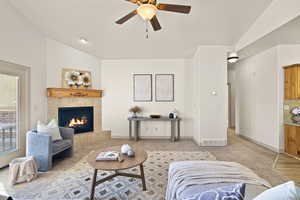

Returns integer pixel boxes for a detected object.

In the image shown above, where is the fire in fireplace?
[58,107,93,134]
[68,117,87,128]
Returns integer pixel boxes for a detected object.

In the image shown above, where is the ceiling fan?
[116,0,191,31]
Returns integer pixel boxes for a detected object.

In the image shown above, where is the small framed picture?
[155,74,174,102]
[133,74,152,102]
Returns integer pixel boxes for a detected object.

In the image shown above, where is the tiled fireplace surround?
[47,97,103,152]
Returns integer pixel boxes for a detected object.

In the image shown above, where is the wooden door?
[291,66,298,99]
[285,125,300,157]
[285,67,292,99]
[295,126,300,157]
[296,65,300,99]
[284,65,300,99]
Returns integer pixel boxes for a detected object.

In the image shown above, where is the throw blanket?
[166,161,271,200]
[8,156,38,185]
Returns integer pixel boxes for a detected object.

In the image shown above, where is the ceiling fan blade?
[157,3,191,14]
[116,10,137,24]
[150,15,162,31]
[125,0,138,4]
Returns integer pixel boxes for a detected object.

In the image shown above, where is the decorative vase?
[132,112,137,118]
[121,144,132,154]
[171,109,178,119]
[127,150,135,157]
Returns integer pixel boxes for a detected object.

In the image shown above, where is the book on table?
[96,151,120,161]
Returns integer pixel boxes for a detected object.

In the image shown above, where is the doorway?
[0,60,30,167]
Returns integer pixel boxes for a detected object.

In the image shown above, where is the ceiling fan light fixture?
[137,4,157,21]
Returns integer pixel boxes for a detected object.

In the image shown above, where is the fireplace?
[58,107,94,134]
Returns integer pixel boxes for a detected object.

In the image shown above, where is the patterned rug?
[11,151,216,200]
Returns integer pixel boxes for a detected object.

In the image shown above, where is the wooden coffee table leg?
[139,164,147,191]
[90,169,98,200]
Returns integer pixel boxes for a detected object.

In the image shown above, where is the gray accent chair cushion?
[52,139,72,155]
[26,127,74,172]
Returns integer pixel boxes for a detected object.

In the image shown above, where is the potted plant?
[129,106,142,118]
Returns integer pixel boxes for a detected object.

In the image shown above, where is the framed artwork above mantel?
[62,68,92,89]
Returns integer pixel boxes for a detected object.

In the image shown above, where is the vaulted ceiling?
[9,0,273,59]
[239,15,300,59]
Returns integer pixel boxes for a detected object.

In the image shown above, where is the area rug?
[11,151,216,200]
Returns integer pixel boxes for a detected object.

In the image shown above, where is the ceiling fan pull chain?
[145,21,149,39]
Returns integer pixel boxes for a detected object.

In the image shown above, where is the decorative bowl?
[150,115,161,118]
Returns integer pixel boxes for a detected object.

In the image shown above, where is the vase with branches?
[129,106,142,118]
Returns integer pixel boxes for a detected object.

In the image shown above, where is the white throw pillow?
[37,119,62,141]
[254,181,299,200]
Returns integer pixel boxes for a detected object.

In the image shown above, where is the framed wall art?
[62,68,92,89]
[133,74,152,102]
[155,74,174,102]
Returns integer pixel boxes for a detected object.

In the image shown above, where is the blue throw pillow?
[187,183,246,200]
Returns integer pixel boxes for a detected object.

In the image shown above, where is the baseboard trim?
[239,134,280,153]
[192,138,200,146]
[282,152,300,161]
[200,139,227,146]
[192,138,227,147]
[111,136,193,140]
[278,148,285,153]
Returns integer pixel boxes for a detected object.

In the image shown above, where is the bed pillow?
[186,183,246,200]
[253,181,298,200]
[37,119,62,141]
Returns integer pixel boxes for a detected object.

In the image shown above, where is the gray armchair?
[26,127,74,172]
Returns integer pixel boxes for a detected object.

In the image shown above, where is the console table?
[128,117,181,142]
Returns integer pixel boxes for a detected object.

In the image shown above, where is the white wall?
[228,68,236,128]
[234,47,280,151]
[277,45,300,150]
[46,38,101,89]
[191,46,229,146]
[233,45,300,152]
[190,49,200,144]
[278,45,300,66]
[0,0,46,128]
[183,59,194,138]
[101,59,189,138]
[0,1,102,128]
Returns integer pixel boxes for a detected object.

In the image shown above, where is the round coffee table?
[87,145,148,200]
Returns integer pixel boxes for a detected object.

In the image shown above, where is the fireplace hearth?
[58,107,94,134]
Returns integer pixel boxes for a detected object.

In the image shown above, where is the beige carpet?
[10,151,216,200]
